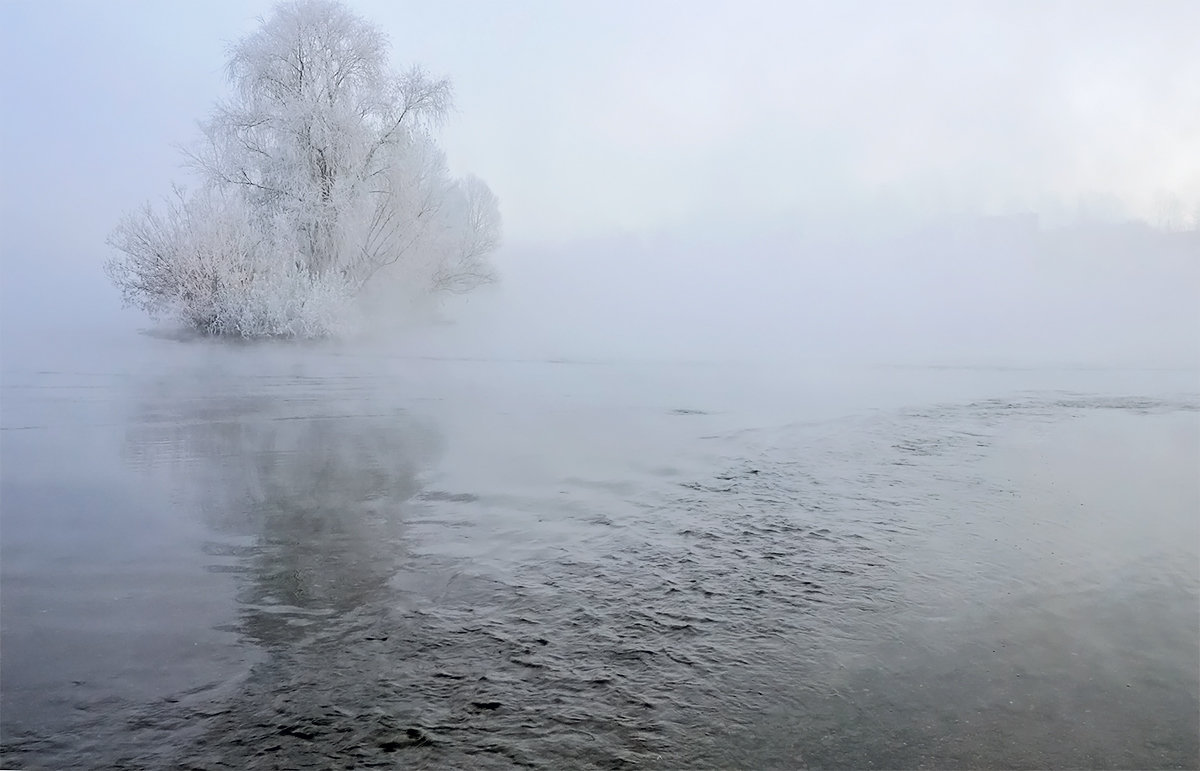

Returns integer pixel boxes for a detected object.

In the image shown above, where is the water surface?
[2,338,1197,768]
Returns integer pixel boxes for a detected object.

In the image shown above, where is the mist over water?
[3,0,1200,767]
[3,145,1198,771]
[2,327,1197,768]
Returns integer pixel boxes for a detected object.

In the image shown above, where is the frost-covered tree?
[107,0,500,337]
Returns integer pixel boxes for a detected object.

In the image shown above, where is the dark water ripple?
[2,371,1197,769]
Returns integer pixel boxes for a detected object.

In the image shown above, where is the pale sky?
[1,1,1197,364]
[3,0,1198,244]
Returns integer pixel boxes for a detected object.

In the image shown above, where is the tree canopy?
[107,0,500,337]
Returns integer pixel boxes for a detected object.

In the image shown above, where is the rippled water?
[2,339,1197,769]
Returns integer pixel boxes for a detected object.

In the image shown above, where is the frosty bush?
[106,0,499,338]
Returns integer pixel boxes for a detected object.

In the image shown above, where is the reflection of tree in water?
[120,368,670,768]
[123,375,439,648]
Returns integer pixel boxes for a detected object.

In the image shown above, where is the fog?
[4,5,1200,768]
[2,1,1197,366]
[432,222,1198,366]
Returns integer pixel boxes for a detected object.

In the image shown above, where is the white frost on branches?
[107,0,500,338]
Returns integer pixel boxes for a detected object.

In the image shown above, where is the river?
[2,335,1197,769]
